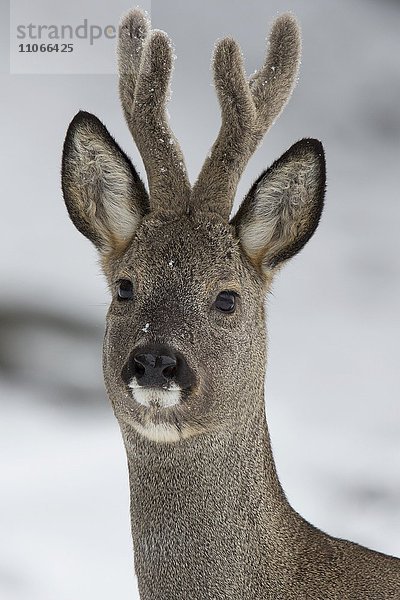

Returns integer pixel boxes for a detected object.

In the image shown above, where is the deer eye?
[214,291,237,314]
[117,279,134,300]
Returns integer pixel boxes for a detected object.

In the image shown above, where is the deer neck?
[121,391,302,599]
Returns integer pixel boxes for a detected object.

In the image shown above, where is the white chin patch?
[128,378,181,408]
[132,421,182,443]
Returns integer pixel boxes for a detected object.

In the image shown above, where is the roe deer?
[61,8,400,599]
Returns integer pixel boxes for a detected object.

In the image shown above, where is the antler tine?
[249,14,301,119]
[118,9,150,119]
[191,13,301,219]
[118,9,191,211]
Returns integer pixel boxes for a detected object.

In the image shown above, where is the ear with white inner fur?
[231,138,325,272]
[62,111,149,255]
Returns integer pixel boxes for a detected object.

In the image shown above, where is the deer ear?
[62,111,149,255]
[232,138,325,272]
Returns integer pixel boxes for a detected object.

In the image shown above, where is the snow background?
[1,0,399,598]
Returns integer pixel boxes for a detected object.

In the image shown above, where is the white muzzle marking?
[128,378,181,408]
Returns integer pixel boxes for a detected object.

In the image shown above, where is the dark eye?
[214,290,237,314]
[117,279,134,300]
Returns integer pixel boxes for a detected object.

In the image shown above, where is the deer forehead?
[113,213,244,287]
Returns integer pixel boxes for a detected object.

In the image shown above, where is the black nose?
[133,352,177,386]
[122,344,195,389]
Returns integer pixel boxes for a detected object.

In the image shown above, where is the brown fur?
[118,10,190,210]
[191,13,301,219]
[61,8,400,599]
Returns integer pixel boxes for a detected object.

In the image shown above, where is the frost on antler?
[117,10,300,219]
[191,13,301,219]
[118,9,191,211]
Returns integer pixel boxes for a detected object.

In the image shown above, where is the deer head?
[61,9,325,444]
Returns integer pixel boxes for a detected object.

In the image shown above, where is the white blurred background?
[1,1,399,598]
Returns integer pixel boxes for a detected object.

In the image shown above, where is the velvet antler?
[191,14,301,219]
[118,9,191,211]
